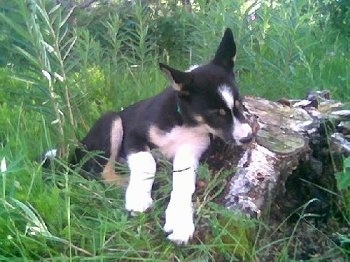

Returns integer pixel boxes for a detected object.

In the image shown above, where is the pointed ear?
[159,63,192,93]
[212,28,236,71]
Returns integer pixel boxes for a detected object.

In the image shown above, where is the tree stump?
[207,91,350,219]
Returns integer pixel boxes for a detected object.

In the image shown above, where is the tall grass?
[237,0,350,100]
[0,0,349,260]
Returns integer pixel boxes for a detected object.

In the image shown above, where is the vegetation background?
[0,0,349,260]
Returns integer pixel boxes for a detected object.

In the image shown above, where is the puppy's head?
[160,28,252,145]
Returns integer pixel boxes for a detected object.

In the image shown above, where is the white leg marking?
[125,151,156,213]
[164,141,209,244]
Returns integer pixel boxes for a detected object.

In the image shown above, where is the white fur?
[218,85,252,144]
[164,140,209,244]
[125,151,156,213]
[219,85,234,109]
[233,118,253,145]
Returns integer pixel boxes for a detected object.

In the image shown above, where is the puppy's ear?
[212,28,236,71]
[159,63,192,93]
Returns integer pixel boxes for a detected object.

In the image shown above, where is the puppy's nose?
[239,133,253,144]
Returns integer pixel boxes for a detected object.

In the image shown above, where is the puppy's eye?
[218,108,226,116]
[209,108,227,116]
[234,100,241,109]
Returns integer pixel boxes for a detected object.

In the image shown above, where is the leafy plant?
[0,0,78,154]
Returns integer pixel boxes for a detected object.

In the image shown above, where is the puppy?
[67,28,252,244]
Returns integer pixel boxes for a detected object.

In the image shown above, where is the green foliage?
[0,0,79,153]
[335,157,350,255]
[237,0,350,100]
[336,157,350,190]
[0,0,349,260]
[335,157,350,221]
[327,0,350,36]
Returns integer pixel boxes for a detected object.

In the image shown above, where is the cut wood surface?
[218,91,350,218]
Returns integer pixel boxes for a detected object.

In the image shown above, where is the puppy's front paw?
[164,205,194,245]
[125,189,153,213]
[165,222,194,245]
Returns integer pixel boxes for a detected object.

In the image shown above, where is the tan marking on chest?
[149,125,210,159]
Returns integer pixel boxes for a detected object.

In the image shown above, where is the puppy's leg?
[101,117,128,186]
[102,160,129,187]
[125,151,156,213]
[164,145,201,245]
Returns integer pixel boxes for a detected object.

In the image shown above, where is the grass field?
[0,0,349,260]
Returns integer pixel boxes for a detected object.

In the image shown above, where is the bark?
[213,91,350,218]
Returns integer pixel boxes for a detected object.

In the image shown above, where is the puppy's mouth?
[220,133,253,146]
[206,125,254,146]
[237,134,254,145]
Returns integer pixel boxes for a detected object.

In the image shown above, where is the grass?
[0,0,350,260]
[1,144,258,260]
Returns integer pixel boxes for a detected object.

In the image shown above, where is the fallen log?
[207,90,350,219]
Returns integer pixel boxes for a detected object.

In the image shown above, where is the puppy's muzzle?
[239,133,253,144]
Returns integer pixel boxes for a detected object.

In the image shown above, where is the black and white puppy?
[69,28,252,244]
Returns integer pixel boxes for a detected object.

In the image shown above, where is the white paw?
[164,206,194,245]
[125,189,153,213]
[165,222,194,245]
